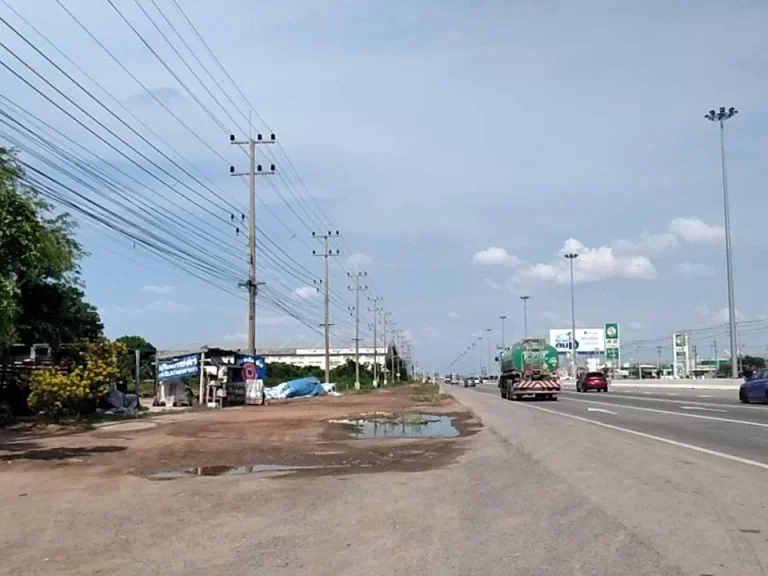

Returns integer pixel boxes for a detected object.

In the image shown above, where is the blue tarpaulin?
[264,376,329,400]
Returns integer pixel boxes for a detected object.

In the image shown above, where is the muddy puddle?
[148,463,351,480]
[331,413,459,439]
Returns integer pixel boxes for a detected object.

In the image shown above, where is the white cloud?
[347,253,373,270]
[628,321,645,330]
[448,311,460,319]
[292,285,319,300]
[514,238,657,285]
[612,232,678,256]
[484,277,502,291]
[668,218,724,245]
[675,261,716,279]
[140,284,174,295]
[145,301,192,313]
[472,247,520,267]
[694,301,741,324]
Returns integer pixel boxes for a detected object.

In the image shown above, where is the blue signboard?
[158,354,200,382]
[233,353,267,381]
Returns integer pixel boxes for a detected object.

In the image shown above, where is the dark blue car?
[739,369,768,404]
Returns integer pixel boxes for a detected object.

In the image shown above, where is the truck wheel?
[550,395,558,401]
[500,389,507,399]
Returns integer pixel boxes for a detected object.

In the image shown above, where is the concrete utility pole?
[705,107,739,379]
[368,296,383,387]
[713,340,718,371]
[312,231,340,384]
[134,348,141,395]
[477,336,483,376]
[348,272,367,390]
[657,346,663,377]
[229,132,275,354]
[564,253,579,376]
[392,327,403,382]
[499,315,507,375]
[520,296,530,338]
[382,311,391,385]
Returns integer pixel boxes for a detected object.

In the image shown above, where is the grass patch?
[409,382,448,404]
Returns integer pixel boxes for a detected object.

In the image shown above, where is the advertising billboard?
[548,329,605,354]
[158,354,200,382]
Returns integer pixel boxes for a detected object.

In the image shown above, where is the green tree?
[114,335,156,386]
[0,148,102,355]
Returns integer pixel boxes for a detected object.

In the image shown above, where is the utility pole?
[229,132,275,354]
[520,296,530,338]
[312,231,340,384]
[564,253,579,377]
[486,328,492,377]
[134,348,141,395]
[348,272,367,390]
[368,296,383,387]
[713,340,718,373]
[692,345,698,376]
[705,107,739,379]
[656,346,663,377]
[382,311,391,386]
[392,326,402,382]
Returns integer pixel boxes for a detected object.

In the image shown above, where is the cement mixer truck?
[497,338,560,401]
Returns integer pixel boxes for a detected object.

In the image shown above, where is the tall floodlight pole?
[485,328,492,376]
[705,107,739,379]
[564,253,579,376]
[477,336,483,376]
[520,296,530,338]
[499,315,507,375]
[229,133,275,354]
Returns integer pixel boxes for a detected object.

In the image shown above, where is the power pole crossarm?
[229,132,276,354]
[313,231,340,385]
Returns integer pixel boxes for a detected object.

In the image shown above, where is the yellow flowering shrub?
[28,339,126,418]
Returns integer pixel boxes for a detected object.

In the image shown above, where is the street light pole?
[564,253,579,377]
[499,315,507,378]
[486,328,492,377]
[520,296,529,338]
[705,106,739,379]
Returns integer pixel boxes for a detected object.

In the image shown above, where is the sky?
[2,0,768,373]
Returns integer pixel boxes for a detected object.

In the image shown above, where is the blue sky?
[2,0,768,373]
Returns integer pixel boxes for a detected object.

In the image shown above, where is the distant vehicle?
[576,371,609,393]
[739,369,768,403]
[497,338,560,401]
[463,377,476,388]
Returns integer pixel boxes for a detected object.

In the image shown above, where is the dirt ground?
[0,385,480,481]
[0,385,488,575]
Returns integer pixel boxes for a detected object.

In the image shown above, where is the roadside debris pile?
[264,376,340,400]
[99,383,141,415]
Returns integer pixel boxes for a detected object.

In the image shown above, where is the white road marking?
[697,395,714,398]
[643,392,652,395]
[666,393,679,396]
[562,390,755,410]
[680,406,727,413]
[587,407,618,415]
[519,403,768,472]
[563,396,768,429]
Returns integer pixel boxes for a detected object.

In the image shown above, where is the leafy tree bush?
[27,339,125,418]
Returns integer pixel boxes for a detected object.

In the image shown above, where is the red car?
[576,371,608,393]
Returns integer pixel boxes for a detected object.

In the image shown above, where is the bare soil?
[0,385,480,480]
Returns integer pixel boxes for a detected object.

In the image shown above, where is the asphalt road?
[447,382,768,574]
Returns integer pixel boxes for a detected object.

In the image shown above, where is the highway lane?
[449,385,768,575]
[472,382,768,466]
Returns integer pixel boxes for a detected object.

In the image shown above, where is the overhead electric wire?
[0,0,248,218]
[0,102,247,267]
[0,17,245,220]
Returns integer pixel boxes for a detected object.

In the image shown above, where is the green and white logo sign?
[604,323,619,340]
